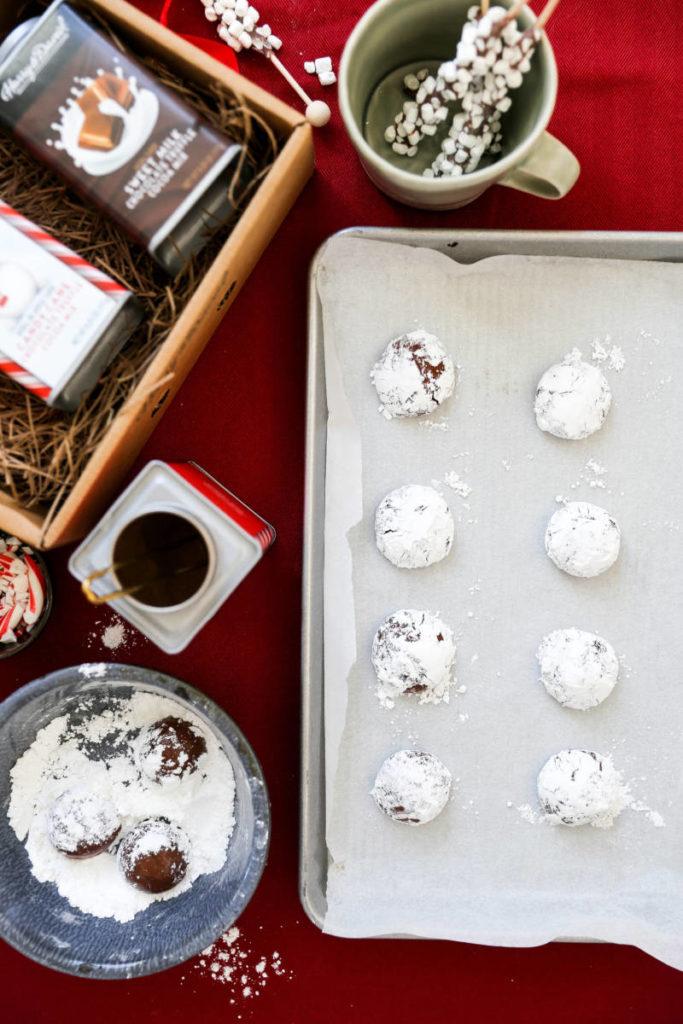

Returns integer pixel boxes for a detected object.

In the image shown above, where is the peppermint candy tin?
[68,460,276,653]
[0,531,52,658]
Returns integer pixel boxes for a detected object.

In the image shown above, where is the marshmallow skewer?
[201,0,331,126]
[386,0,560,174]
[385,5,506,157]
[428,19,539,177]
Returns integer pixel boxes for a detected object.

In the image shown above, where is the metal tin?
[300,227,683,933]
[69,459,275,653]
[0,198,142,410]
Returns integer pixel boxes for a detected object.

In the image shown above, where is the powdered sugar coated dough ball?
[47,787,121,858]
[371,609,455,707]
[372,750,452,825]
[375,484,454,569]
[534,350,611,440]
[545,501,620,578]
[537,628,619,710]
[371,330,456,418]
[537,749,627,828]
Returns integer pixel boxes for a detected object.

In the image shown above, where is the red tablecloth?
[3,2,682,1021]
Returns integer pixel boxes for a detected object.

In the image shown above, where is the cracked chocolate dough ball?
[371,609,455,706]
[118,817,190,893]
[372,749,452,826]
[537,627,619,710]
[545,501,621,578]
[370,330,456,418]
[534,352,611,440]
[375,484,454,569]
[47,787,121,859]
[537,749,626,828]
[137,716,207,783]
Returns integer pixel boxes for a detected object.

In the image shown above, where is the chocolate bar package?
[0,0,243,274]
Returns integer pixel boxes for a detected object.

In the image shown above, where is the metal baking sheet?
[300,228,683,934]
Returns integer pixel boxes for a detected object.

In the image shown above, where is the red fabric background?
[3,1,682,1021]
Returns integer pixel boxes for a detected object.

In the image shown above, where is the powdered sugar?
[189,925,292,1009]
[87,614,137,653]
[442,470,472,498]
[591,334,626,371]
[8,689,235,921]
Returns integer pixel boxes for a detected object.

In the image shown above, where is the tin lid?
[68,460,273,653]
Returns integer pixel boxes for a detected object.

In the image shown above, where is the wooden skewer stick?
[505,1,526,22]
[480,0,490,14]
[264,52,332,127]
[537,0,562,29]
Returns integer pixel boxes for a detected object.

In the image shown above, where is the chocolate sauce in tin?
[0,1,243,275]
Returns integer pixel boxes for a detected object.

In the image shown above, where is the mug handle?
[499,132,580,200]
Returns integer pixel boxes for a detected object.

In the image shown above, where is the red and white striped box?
[68,460,276,653]
[0,198,142,409]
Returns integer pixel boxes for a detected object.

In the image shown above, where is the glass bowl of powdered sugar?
[0,663,270,978]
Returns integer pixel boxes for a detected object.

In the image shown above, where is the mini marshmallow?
[235,0,248,14]
[268,34,282,49]
[384,126,397,143]
[204,7,219,20]
[404,73,420,90]
[318,70,336,86]
[304,60,316,74]
[314,56,333,75]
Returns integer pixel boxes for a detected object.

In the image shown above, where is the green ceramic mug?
[338,0,580,209]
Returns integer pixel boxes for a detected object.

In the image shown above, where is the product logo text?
[0,15,69,102]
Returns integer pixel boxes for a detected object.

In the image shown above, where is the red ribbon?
[158,0,239,71]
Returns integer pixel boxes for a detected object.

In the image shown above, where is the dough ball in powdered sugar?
[537,627,619,710]
[371,609,455,707]
[375,484,454,569]
[370,330,456,418]
[47,787,121,859]
[137,716,207,784]
[534,351,611,440]
[372,750,452,826]
[118,816,190,893]
[545,501,620,578]
[537,749,627,828]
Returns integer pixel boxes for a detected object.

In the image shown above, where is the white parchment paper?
[317,235,683,968]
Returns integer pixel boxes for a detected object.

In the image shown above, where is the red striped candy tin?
[68,460,276,653]
[0,199,141,409]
